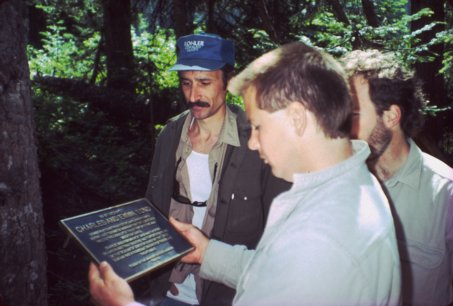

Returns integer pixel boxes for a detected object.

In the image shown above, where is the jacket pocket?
[225,190,263,235]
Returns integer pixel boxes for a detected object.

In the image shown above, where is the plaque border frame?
[59,198,194,282]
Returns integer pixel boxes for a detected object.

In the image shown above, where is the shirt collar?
[220,106,241,147]
[180,106,241,147]
[292,140,370,190]
[385,138,422,189]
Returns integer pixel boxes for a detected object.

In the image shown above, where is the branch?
[256,0,281,44]
[33,76,149,122]
[90,32,104,85]
[326,0,362,49]
[327,0,350,25]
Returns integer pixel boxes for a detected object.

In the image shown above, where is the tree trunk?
[410,0,450,161]
[0,1,48,306]
[411,0,446,108]
[172,0,195,38]
[102,0,135,93]
[361,0,379,27]
[206,0,217,33]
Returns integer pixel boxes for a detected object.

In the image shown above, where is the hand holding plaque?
[60,198,194,282]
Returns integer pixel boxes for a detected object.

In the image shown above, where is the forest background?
[0,0,452,305]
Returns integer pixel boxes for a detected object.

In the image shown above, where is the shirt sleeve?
[199,239,255,289]
[126,302,145,306]
[446,182,453,278]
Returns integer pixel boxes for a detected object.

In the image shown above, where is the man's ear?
[383,104,401,129]
[286,102,307,136]
[224,70,235,90]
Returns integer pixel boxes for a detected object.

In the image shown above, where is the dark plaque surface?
[60,198,193,282]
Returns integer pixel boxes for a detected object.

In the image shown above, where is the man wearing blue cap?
[128,33,289,306]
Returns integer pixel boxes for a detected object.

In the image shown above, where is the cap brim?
[168,59,226,71]
[169,64,211,71]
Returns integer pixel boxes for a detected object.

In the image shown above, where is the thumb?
[170,217,192,232]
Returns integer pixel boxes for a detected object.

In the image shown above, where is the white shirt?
[384,139,453,305]
[200,140,402,305]
[168,151,210,305]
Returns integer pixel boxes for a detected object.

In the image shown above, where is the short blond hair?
[229,42,352,139]
[228,48,282,95]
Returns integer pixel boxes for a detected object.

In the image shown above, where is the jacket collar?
[177,104,242,148]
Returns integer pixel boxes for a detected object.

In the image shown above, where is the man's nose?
[247,129,259,151]
[188,85,199,102]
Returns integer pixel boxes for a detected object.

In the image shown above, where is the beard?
[367,118,392,161]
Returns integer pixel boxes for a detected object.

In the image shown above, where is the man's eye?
[201,82,211,86]
[352,111,360,117]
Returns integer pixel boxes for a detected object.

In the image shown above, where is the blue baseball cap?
[169,33,235,71]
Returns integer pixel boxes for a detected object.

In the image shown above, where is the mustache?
[187,101,210,108]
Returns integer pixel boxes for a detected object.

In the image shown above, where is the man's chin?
[271,167,292,182]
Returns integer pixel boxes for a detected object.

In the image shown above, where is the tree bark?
[0,1,47,306]
[361,0,379,27]
[102,0,135,92]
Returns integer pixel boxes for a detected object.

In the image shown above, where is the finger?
[89,262,104,297]
[98,261,113,278]
[89,262,102,283]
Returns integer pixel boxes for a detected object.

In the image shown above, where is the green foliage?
[248,29,278,50]
[33,88,152,201]
[28,12,184,205]
[28,22,102,80]
[308,10,352,53]
[132,18,179,95]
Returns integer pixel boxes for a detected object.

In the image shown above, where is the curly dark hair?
[341,49,428,138]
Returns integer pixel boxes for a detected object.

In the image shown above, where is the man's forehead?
[352,74,369,85]
[179,70,222,79]
[243,85,257,101]
[243,86,258,116]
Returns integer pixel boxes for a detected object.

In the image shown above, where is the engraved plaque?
[59,198,193,282]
